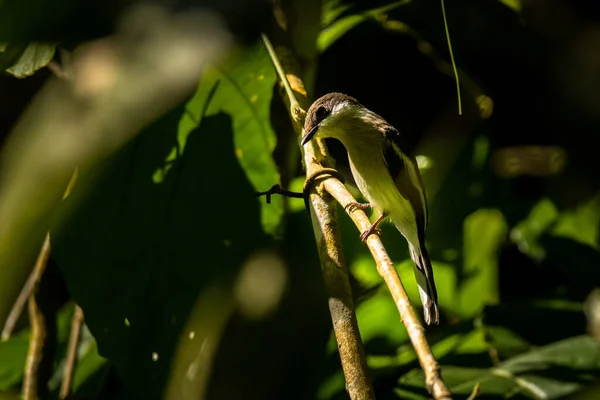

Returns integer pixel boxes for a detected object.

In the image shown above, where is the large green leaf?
[170,44,283,236]
[52,44,279,398]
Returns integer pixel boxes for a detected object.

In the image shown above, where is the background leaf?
[5,43,55,78]
[51,46,278,398]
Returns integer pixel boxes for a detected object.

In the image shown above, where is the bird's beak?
[300,124,319,146]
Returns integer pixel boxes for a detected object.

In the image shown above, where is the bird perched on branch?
[301,92,439,325]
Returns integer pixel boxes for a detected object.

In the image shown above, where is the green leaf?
[318,0,411,52]
[501,335,600,374]
[0,333,29,390]
[322,0,353,27]
[71,341,108,393]
[511,193,600,262]
[155,43,283,236]
[400,336,600,399]
[459,209,507,317]
[511,198,559,261]
[0,42,27,70]
[551,192,600,250]
[5,43,55,78]
[52,44,276,397]
[0,302,77,391]
[498,0,522,13]
[352,255,457,330]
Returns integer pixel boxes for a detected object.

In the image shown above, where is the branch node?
[256,184,303,204]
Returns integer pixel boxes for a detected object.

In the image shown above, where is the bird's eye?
[315,106,329,122]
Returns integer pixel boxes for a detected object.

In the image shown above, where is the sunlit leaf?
[356,292,409,345]
[5,43,55,78]
[352,256,457,324]
[498,0,522,13]
[318,0,411,52]
[511,198,559,260]
[460,209,507,317]
[156,44,283,235]
[551,192,600,250]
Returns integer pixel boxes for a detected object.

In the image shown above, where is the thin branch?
[466,383,481,400]
[23,260,65,400]
[60,305,84,400]
[2,170,78,341]
[263,7,452,400]
[263,15,375,400]
[261,34,303,120]
[324,179,452,399]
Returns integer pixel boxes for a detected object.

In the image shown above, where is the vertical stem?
[308,191,375,400]
[60,305,85,399]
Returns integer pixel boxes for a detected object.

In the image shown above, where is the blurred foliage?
[0,0,600,399]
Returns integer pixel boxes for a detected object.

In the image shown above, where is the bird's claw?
[360,226,382,243]
[344,202,372,213]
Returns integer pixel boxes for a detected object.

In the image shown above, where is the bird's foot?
[344,202,372,213]
[359,225,382,243]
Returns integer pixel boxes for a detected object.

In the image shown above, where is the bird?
[300,92,439,325]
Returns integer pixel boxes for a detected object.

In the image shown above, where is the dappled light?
[0,0,599,399]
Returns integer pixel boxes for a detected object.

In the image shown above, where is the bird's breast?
[346,148,418,242]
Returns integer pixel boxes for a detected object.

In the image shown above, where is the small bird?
[301,92,439,325]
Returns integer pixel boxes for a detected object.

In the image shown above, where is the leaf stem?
[261,33,303,122]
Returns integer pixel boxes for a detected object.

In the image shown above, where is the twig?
[60,305,85,400]
[376,17,492,119]
[256,184,303,204]
[324,180,451,399]
[262,7,452,400]
[23,260,68,400]
[46,60,68,80]
[262,23,375,400]
[466,383,480,400]
[1,245,48,341]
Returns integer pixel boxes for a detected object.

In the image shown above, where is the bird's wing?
[381,127,429,235]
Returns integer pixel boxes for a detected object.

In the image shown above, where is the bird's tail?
[409,242,439,325]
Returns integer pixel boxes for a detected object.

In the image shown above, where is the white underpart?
[319,103,419,246]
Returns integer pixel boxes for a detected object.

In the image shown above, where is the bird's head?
[301,92,360,145]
